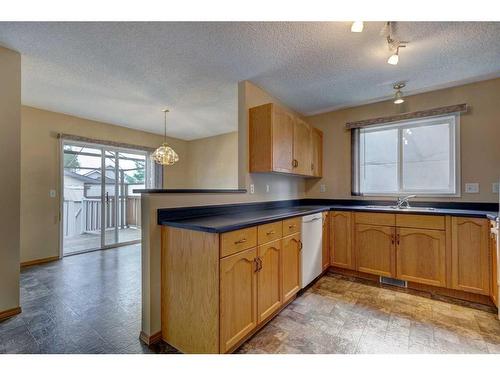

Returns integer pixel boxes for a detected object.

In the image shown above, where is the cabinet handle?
[257,257,263,271]
[292,159,298,168]
[391,234,395,245]
[253,258,259,273]
[234,238,247,245]
[288,224,296,229]
[311,163,314,171]
[298,240,303,251]
[266,230,276,235]
[396,234,400,245]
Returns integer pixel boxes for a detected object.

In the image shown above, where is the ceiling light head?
[387,48,399,65]
[393,82,406,104]
[351,21,364,33]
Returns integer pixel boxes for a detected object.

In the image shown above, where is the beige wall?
[141,80,306,336]
[0,47,21,313]
[185,132,238,188]
[305,78,500,202]
[20,106,189,263]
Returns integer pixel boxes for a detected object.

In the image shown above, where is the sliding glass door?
[62,141,152,256]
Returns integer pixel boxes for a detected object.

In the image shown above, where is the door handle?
[105,192,109,204]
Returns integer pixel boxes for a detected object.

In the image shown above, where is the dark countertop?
[133,188,247,194]
[160,205,330,233]
[158,199,498,233]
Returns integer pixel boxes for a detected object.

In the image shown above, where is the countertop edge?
[160,207,330,233]
[159,205,497,233]
[133,188,247,194]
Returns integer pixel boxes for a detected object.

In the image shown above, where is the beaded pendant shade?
[151,109,179,166]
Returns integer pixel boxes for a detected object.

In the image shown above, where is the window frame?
[352,114,461,197]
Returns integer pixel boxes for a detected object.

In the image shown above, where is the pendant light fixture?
[151,109,179,166]
[351,21,364,33]
[393,82,406,104]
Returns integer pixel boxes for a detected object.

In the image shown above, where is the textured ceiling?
[0,22,499,140]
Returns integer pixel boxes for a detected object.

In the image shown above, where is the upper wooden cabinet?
[330,211,355,270]
[451,217,490,295]
[249,103,322,177]
[311,128,323,178]
[293,118,312,175]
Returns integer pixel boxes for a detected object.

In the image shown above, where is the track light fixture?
[382,22,408,65]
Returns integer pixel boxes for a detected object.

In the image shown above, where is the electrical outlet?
[265,184,270,193]
[465,183,479,193]
[320,184,326,193]
[493,182,500,194]
[49,189,57,198]
[250,184,255,194]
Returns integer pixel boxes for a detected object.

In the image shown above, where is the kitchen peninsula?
[144,195,498,353]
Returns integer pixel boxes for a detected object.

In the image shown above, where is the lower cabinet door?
[257,239,282,323]
[451,217,490,295]
[396,228,446,287]
[355,224,395,277]
[220,247,258,353]
[282,233,301,303]
[330,211,355,269]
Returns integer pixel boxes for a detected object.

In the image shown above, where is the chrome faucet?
[396,195,416,209]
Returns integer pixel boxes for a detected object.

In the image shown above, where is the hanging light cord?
[163,109,169,143]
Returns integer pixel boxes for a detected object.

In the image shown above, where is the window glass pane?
[402,122,452,192]
[360,128,398,193]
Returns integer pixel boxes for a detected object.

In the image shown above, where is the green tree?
[64,153,80,171]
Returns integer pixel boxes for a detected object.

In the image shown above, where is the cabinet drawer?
[396,214,445,230]
[283,217,301,236]
[220,227,257,258]
[355,212,395,227]
[258,221,283,245]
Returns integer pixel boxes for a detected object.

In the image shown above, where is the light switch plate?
[49,189,57,198]
[320,184,326,193]
[265,184,270,193]
[493,182,500,194]
[465,183,479,193]
[250,184,255,194]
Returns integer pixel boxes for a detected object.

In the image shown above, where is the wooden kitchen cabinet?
[396,227,446,287]
[355,224,395,277]
[249,103,294,174]
[330,211,355,270]
[257,239,282,323]
[249,103,322,177]
[451,217,490,295]
[282,233,301,303]
[490,220,498,307]
[220,247,258,353]
[311,127,323,177]
[322,211,330,271]
[292,118,312,176]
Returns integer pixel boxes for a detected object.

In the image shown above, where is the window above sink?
[352,114,460,197]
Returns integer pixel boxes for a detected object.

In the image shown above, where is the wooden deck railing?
[63,196,141,237]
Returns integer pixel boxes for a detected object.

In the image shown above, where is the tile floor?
[1,245,499,354]
[238,275,500,354]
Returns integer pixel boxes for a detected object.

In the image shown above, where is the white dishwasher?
[301,213,323,288]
